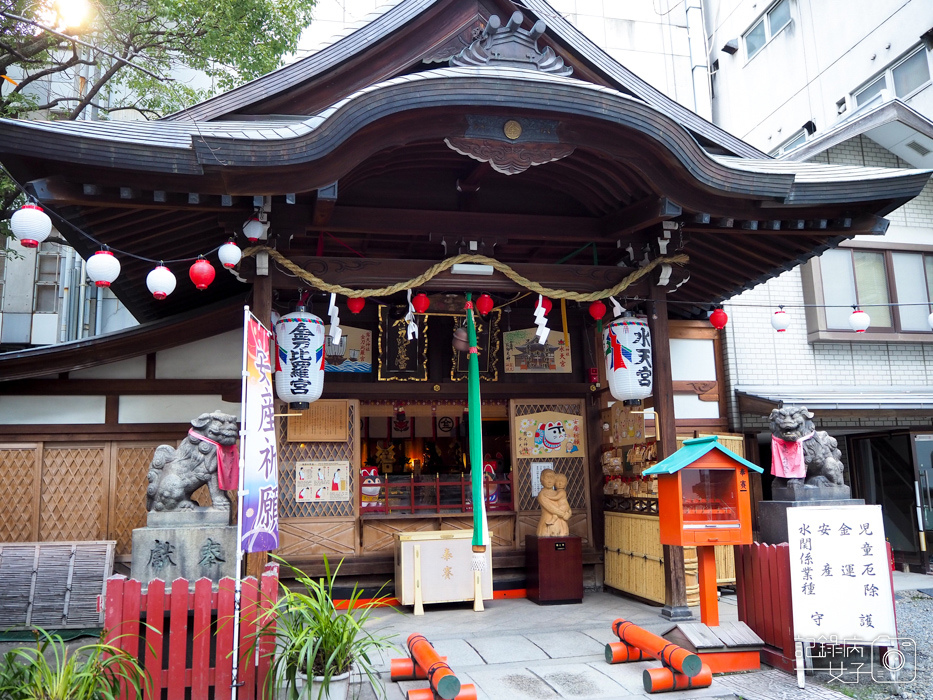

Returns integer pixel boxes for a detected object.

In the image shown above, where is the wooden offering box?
[643,436,762,548]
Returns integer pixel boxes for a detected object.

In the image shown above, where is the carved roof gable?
[449,11,571,76]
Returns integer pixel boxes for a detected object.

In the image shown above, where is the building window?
[853,46,931,108]
[34,242,60,314]
[744,0,791,60]
[818,248,933,334]
[770,129,807,157]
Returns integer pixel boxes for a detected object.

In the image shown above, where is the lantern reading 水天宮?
[274,309,326,410]
[603,317,653,401]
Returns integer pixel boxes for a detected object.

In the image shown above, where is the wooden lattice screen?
[0,445,40,542]
[40,445,109,542]
[509,399,592,545]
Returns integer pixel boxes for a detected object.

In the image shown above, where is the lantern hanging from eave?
[189,257,215,290]
[709,307,728,330]
[588,300,606,321]
[849,308,870,333]
[243,216,269,243]
[86,250,121,287]
[217,240,242,268]
[347,297,365,314]
[412,293,430,314]
[603,316,653,401]
[147,265,176,300]
[11,204,52,248]
[274,307,326,410]
[476,293,494,316]
[771,307,790,332]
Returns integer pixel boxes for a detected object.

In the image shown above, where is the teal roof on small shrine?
[642,436,763,475]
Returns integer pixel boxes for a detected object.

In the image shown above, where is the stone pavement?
[354,585,858,700]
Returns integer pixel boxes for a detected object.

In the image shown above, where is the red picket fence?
[103,564,279,700]
[734,543,795,671]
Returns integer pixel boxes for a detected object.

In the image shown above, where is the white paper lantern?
[849,308,870,333]
[218,241,242,268]
[243,217,269,242]
[86,250,121,287]
[146,265,176,300]
[603,316,653,401]
[771,308,790,332]
[275,309,326,409]
[11,204,52,248]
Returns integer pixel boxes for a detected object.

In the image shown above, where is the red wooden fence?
[734,543,795,672]
[103,564,279,700]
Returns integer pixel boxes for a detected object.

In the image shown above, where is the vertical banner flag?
[240,310,279,552]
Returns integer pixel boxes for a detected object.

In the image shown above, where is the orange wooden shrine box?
[643,436,764,674]
[644,435,761,548]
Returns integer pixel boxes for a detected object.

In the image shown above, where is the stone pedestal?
[759,498,865,544]
[771,483,852,502]
[131,508,236,588]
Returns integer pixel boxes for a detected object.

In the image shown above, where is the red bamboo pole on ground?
[608,619,703,678]
[405,634,461,700]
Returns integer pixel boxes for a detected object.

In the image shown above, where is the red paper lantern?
[347,297,365,314]
[709,308,728,330]
[412,293,430,314]
[539,296,553,314]
[189,258,215,290]
[588,300,606,320]
[476,293,494,316]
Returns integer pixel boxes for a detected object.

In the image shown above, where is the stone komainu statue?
[769,406,845,487]
[147,411,239,512]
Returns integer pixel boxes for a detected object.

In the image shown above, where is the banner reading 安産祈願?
[240,313,279,553]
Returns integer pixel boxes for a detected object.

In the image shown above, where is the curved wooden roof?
[0,18,929,324]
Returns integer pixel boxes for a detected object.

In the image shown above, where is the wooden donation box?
[643,436,764,672]
[395,531,492,614]
[526,535,583,604]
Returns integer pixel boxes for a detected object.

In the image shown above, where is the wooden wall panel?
[436,515,516,548]
[40,445,109,542]
[361,518,438,554]
[109,443,162,557]
[0,445,40,541]
[277,518,356,558]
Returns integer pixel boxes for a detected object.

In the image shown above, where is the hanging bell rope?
[241,246,689,302]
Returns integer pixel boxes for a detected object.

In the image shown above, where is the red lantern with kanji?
[347,297,365,314]
[588,300,606,321]
[476,293,494,316]
[412,293,430,314]
[709,308,728,330]
[189,258,215,290]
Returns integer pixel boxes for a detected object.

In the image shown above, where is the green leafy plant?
[258,556,398,700]
[0,628,148,700]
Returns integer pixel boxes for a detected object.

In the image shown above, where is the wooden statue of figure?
[536,468,571,536]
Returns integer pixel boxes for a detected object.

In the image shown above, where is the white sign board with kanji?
[787,505,895,642]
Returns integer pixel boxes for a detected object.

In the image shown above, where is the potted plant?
[260,556,397,700]
[0,627,148,700]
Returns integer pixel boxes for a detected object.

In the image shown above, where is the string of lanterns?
[9,202,239,300]
[9,203,932,336]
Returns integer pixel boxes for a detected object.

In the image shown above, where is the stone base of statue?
[771,482,852,501]
[759,495,865,545]
[130,508,236,589]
